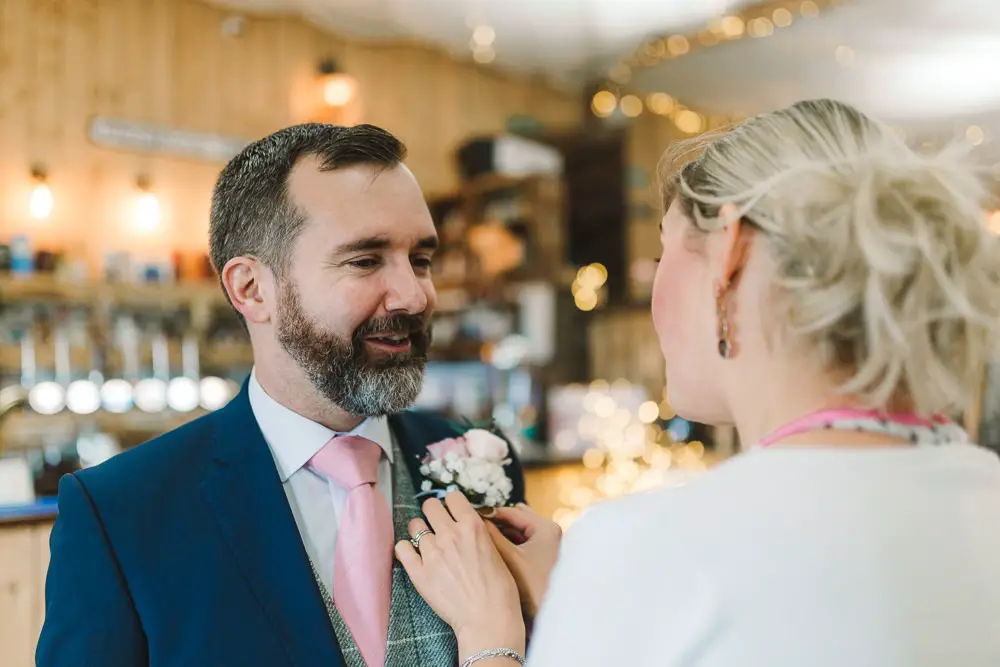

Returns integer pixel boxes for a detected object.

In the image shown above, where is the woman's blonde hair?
[660,98,1000,416]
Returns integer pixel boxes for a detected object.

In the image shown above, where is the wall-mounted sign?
[87,116,252,163]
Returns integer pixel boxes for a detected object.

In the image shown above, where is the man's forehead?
[288,158,397,200]
[286,165,434,246]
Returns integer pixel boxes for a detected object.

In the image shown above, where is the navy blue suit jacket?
[36,381,526,667]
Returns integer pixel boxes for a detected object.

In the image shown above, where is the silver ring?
[410,529,433,551]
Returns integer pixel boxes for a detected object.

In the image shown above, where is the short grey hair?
[209,123,407,296]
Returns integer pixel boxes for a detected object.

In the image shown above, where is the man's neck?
[253,364,365,433]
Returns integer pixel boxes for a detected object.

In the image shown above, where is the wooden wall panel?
[32,523,52,650]
[0,522,53,667]
[0,526,35,667]
[0,0,580,274]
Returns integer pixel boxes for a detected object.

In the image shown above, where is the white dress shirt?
[248,370,395,592]
[529,443,1000,666]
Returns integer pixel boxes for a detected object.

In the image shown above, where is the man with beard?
[37,124,527,667]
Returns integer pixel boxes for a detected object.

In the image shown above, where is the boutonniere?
[417,426,515,509]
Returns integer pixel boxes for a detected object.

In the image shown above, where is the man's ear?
[221,256,273,325]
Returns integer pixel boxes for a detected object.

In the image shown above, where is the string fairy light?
[572,263,608,312]
[611,0,847,79]
[593,0,849,125]
[590,86,735,136]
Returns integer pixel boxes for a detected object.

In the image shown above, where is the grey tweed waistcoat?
[310,441,458,667]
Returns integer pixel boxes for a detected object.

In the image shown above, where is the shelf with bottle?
[427,172,572,295]
[0,209,580,462]
[0,338,253,374]
[0,409,210,454]
[0,272,493,325]
[0,274,227,310]
[0,278,252,453]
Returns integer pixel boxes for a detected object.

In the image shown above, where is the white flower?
[464,429,509,463]
[498,477,514,495]
[421,428,516,508]
[463,459,494,492]
[486,463,507,484]
[483,485,510,508]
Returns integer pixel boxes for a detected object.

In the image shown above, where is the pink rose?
[427,437,468,461]
[463,429,509,463]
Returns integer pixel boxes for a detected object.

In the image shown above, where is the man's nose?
[384,266,430,314]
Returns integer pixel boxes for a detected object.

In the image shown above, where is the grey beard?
[303,357,425,417]
[275,280,429,417]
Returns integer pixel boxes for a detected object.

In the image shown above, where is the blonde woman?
[394,99,1000,667]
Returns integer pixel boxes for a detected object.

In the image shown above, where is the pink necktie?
[310,435,393,667]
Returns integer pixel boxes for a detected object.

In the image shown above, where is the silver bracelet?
[460,647,526,666]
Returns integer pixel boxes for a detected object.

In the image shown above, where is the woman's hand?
[484,504,563,621]
[395,492,526,661]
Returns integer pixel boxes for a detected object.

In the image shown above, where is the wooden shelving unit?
[0,274,473,311]
[428,173,575,291]
[0,175,587,455]
[0,410,205,453]
[0,275,247,452]
[586,305,665,400]
[0,275,226,311]
[0,339,253,373]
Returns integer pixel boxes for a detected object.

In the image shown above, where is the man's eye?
[350,258,380,269]
[412,257,433,269]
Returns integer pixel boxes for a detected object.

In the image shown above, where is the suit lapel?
[387,410,463,495]
[201,382,344,667]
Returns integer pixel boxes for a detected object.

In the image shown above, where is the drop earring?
[716,283,733,359]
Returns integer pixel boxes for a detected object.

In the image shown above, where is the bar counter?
[0,497,58,526]
[0,501,52,667]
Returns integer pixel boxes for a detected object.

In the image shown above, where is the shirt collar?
[248,369,394,483]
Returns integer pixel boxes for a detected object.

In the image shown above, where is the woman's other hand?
[485,504,563,620]
[395,492,526,660]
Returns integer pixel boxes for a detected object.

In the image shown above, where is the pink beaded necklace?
[756,408,967,448]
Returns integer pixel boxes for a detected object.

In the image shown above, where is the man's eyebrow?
[331,236,391,255]
[328,234,439,257]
